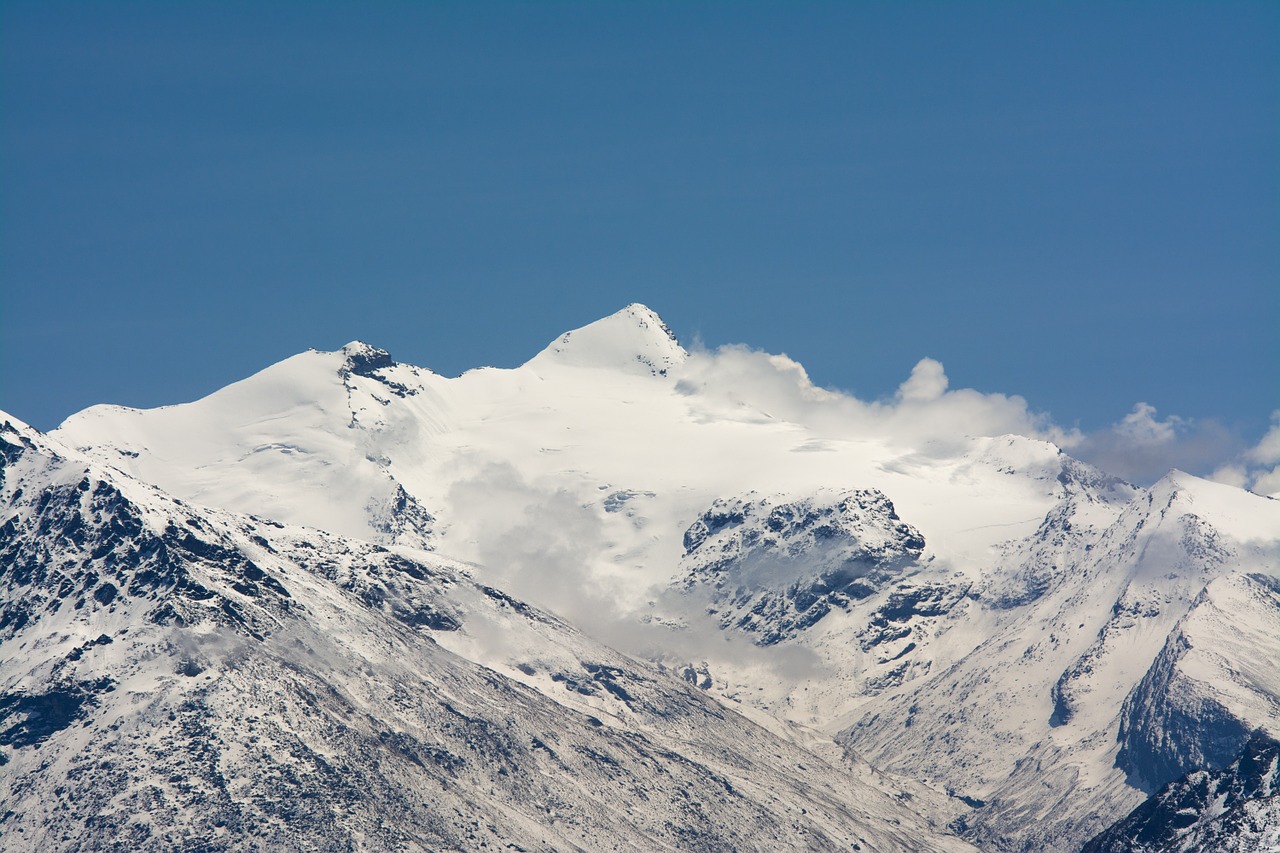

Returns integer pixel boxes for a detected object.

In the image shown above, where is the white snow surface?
[57,305,1069,599]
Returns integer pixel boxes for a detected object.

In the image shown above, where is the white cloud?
[897,358,949,402]
[680,344,1265,489]
[1208,463,1248,490]
[1070,403,1239,486]
[443,462,611,621]
[1251,467,1280,497]
[441,461,827,679]
[1239,412,1280,497]
[1116,402,1180,444]
[1245,412,1280,466]
[677,345,1073,450]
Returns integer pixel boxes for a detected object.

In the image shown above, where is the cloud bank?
[676,345,1075,451]
[680,343,1266,492]
[1209,411,1280,498]
[1069,403,1241,487]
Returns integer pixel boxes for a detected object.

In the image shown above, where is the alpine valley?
[4,305,1278,852]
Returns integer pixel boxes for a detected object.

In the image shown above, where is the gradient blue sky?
[2,2,1276,474]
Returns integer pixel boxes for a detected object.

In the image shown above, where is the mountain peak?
[525,303,687,377]
[338,341,396,378]
[0,408,38,438]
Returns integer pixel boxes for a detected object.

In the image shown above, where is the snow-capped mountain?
[37,304,1280,850]
[0,414,976,851]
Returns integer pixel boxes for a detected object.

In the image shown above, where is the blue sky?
[1,2,1276,480]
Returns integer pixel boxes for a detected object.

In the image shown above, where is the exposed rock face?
[1116,572,1280,793]
[1083,731,1280,853]
[677,488,925,644]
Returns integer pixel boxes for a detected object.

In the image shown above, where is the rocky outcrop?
[1084,731,1280,853]
[678,488,925,644]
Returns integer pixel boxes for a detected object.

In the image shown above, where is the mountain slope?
[0,413,976,852]
[836,469,1280,851]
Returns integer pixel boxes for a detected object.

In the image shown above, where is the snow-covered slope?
[836,469,1280,851]
[56,306,1070,603]
[49,304,1280,851]
[0,413,977,851]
